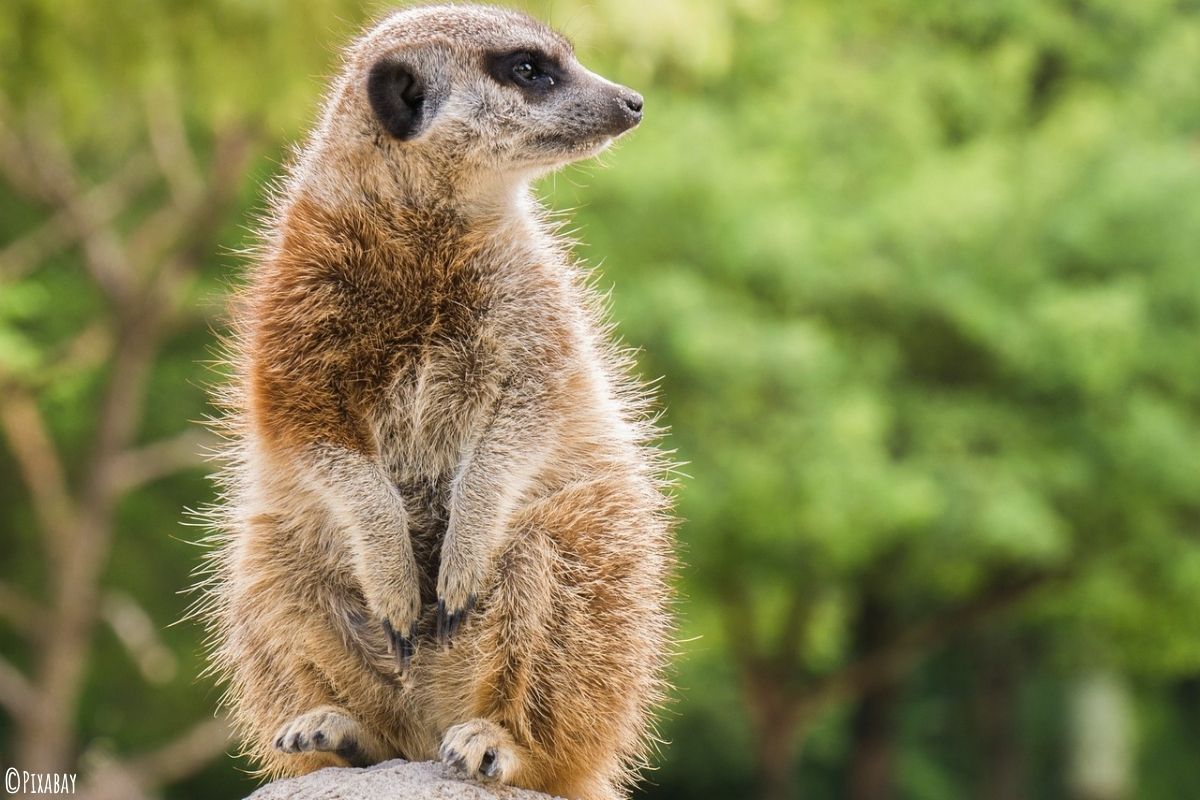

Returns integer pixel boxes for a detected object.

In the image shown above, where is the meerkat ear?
[367,58,431,141]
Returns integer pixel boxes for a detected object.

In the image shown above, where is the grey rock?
[246,759,560,800]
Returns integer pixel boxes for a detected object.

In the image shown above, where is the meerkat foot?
[272,706,381,767]
[439,718,521,783]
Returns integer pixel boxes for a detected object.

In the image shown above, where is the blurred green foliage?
[2,1,1200,798]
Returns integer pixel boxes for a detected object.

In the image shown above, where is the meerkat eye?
[513,60,538,81]
[512,57,554,88]
[487,51,559,92]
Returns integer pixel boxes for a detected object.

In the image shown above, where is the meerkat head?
[311,4,643,206]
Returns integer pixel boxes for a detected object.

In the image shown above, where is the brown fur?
[193,5,674,800]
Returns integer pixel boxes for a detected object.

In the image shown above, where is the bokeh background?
[3,1,1200,798]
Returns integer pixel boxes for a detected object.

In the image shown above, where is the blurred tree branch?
[77,715,232,800]
[722,566,1067,800]
[108,430,220,496]
[799,569,1067,715]
[143,85,205,208]
[0,387,76,555]
[0,581,47,636]
[0,656,36,722]
[1,111,139,308]
[100,592,179,685]
[0,91,256,793]
[0,155,155,282]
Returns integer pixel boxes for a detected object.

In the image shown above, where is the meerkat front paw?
[435,592,478,647]
[272,706,380,767]
[380,616,417,669]
[435,551,483,647]
[366,573,423,672]
[439,718,521,783]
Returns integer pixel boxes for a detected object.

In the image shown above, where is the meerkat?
[194,5,675,800]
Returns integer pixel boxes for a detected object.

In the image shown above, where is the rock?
[246,759,561,800]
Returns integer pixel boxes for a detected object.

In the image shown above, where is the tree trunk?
[15,325,157,775]
[847,594,898,800]
[976,637,1024,800]
[16,516,112,774]
[847,682,898,800]
[745,673,805,800]
[755,713,804,800]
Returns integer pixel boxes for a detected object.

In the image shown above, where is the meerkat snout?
[603,84,645,134]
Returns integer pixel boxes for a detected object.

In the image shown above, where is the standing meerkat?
[195,5,675,800]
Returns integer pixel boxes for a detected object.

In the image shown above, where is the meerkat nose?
[612,89,643,132]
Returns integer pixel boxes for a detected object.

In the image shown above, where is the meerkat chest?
[357,238,568,479]
[368,275,519,480]
[375,338,501,475]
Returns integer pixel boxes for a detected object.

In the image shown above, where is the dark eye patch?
[484,49,565,94]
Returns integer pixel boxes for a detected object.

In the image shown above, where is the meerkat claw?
[436,599,457,646]
[381,618,416,670]
[480,747,499,778]
[436,594,477,647]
